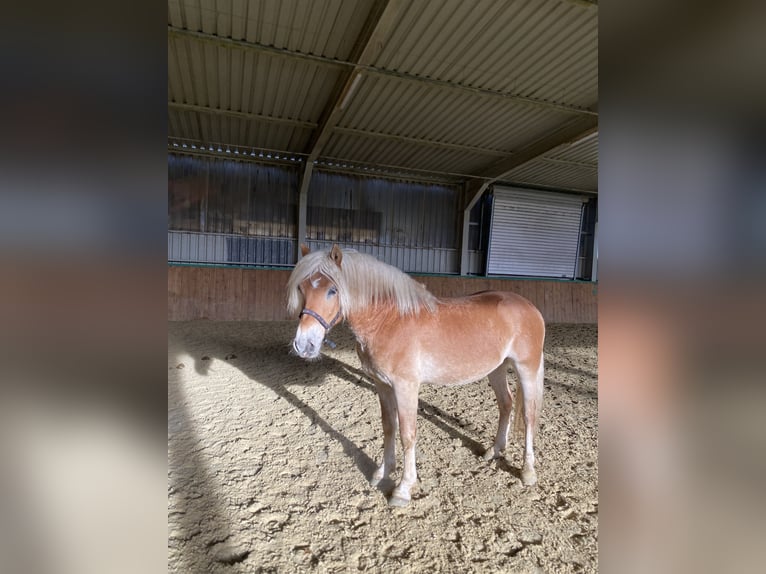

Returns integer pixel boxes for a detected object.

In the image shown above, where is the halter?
[299,307,341,349]
[299,307,341,331]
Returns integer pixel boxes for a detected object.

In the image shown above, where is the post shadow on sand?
[188,330,525,488]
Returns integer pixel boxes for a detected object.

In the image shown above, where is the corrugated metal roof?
[168,107,314,151]
[500,132,599,192]
[168,0,377,60]
[168,35,340,121]
[323,131,495,175]
[167,0,598,192]
[502,160,597,192]
[372,0,598,109]
[337,74,576,152]
[548,131,599,165]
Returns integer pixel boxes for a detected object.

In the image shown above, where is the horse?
[286,244,545,507]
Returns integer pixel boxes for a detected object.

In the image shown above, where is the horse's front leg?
[370,380,397,487]
[483,364,512,461]
[389,384,419,507]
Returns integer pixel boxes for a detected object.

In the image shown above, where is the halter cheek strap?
[299,307,342,349]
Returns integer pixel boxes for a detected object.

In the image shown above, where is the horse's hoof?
[388,495,410,508]
[482,449,498,461]
[521,467,538,486]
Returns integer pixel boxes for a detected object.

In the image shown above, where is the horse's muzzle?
[292,332,322,359]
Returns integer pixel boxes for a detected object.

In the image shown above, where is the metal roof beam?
[168,102,317,130]
[168,26,597,118]
[463,117,597,209]
[537,156,598,169]
[500,180,598,195]
[168,26,347,69]
[332,127,511,157]
[167,139,473,183]
[304,0,400,162]
[318,155,479,182]
[471,116,598,183]
[463,181,492,213]
[563,0,599,7]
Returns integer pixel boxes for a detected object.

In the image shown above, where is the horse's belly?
[422,369,502,387]
[418,351,505,387]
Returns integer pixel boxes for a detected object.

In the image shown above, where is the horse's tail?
[513,352,544,439]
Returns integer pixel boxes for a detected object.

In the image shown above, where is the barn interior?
[167,0,598,323]
[167,3,599,572]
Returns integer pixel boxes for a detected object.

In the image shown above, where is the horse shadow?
[170,324,523,519]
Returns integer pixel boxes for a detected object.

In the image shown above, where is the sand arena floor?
[168,321,597,573]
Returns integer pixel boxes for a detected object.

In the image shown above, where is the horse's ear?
[330,244,343,268]
[300,243,310,257]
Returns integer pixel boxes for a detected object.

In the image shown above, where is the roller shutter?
[487,186,585,278]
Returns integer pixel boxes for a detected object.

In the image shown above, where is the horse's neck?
[346,302,400,346]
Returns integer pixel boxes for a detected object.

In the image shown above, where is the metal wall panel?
[487,186,585,278]
[168,231,296,266]
[168,153,463,272]
[304,241,459,274]
[169,153,298,235]
[305,170,461,273]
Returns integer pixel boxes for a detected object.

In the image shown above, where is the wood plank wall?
[168,266,597,323]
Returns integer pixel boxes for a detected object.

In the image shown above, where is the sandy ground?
[168,321,597,573]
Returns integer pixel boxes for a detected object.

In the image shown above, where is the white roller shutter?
[487,186,585,278]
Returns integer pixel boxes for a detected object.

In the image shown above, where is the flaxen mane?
[286,248,437,319]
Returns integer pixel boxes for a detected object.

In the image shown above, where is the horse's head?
[291,244,343,360]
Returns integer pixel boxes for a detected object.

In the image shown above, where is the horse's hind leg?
[483,363,512,461]
[370,380,397,487]
[513,352,544,485]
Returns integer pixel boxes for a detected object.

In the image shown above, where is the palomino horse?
[287,245,545,507]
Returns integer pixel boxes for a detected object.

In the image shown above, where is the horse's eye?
[327,286,337,298]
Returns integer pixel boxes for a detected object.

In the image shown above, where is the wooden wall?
[168,266,597,323]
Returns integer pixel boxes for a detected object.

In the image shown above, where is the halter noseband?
[299,307,341,349]
[299,307,341,331]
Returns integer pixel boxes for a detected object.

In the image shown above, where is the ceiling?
[168,0,598,197]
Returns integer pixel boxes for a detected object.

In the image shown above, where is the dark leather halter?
[299,307,341,331]
[299,307,342,349]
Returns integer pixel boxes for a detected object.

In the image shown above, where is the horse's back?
[391,290,544,383]
[441,290,543,321]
